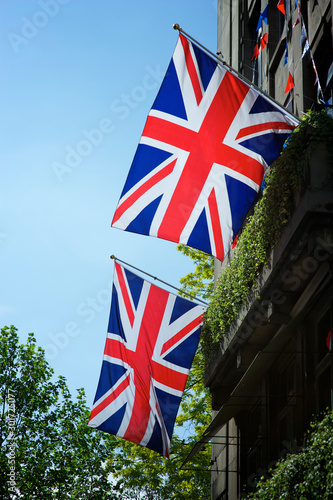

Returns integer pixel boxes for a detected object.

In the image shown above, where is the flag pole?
[110,254,208,306]
[173,24,300,123]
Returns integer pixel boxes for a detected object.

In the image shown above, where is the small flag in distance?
[285,72,294,93]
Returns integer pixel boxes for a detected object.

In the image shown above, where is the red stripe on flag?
[148,71,263,243]
[236,121,295,140]
[115,263,135,327]
[112,159,177,224]
[89,374,130,422]
[104,337,129,360]
[208,188,224,261]
[180,34,203,105]
[152,359,188,391]
[123,285,169,444]
[160,314,204,356]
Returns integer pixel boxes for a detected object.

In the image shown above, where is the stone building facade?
[201,1,333,498]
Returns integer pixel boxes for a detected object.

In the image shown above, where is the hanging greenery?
[201,109,333,364]
[249,409,333,499]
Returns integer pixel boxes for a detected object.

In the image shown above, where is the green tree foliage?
[1,325,212,499]
[250,410,333,500]
[177,244,214,301]
[0,325,118,499]
[107,350,212,500]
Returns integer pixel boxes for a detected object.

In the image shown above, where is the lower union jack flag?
[88,262,206,457]
[112,34,299,261]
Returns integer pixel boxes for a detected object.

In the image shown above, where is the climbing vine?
[201,109,333,364]
[249,409,333,499]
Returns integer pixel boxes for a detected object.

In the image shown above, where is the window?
[312,18,333,104]
[245,401,265,490]
[276,359,296,454]
[317,309,331,365]
[315,305,333,413]
[317,366,332,413]
[279,361,296,407]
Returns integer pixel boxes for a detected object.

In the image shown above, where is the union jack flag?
[112,34,298,261]
[88,262,205,457]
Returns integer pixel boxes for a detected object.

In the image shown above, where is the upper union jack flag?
[112,34,299,261]
[88,262,206,457]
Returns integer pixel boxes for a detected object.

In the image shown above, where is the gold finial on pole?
[173,23,181,32]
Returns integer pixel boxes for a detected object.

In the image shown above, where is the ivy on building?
[202,109,333,365]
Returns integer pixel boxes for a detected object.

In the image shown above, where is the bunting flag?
[300,22,307,46]
[251,32,268,61]
[286,98,293,113]
[283,44,288,66]
[293,2,301,28]
[88,262,206,457]
[261,4,268,25]
[112,34,298,261]
[256,15,262,32]
[302,40,309,58]
[277,0,285,15]
[256,3,268,31]
[285,72,294,93]
[299,21,320,95]
[311,56,318,85]
[260,33,268,51]
[251,42,260,60]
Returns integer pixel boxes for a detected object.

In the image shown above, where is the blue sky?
[0,1,217,411]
